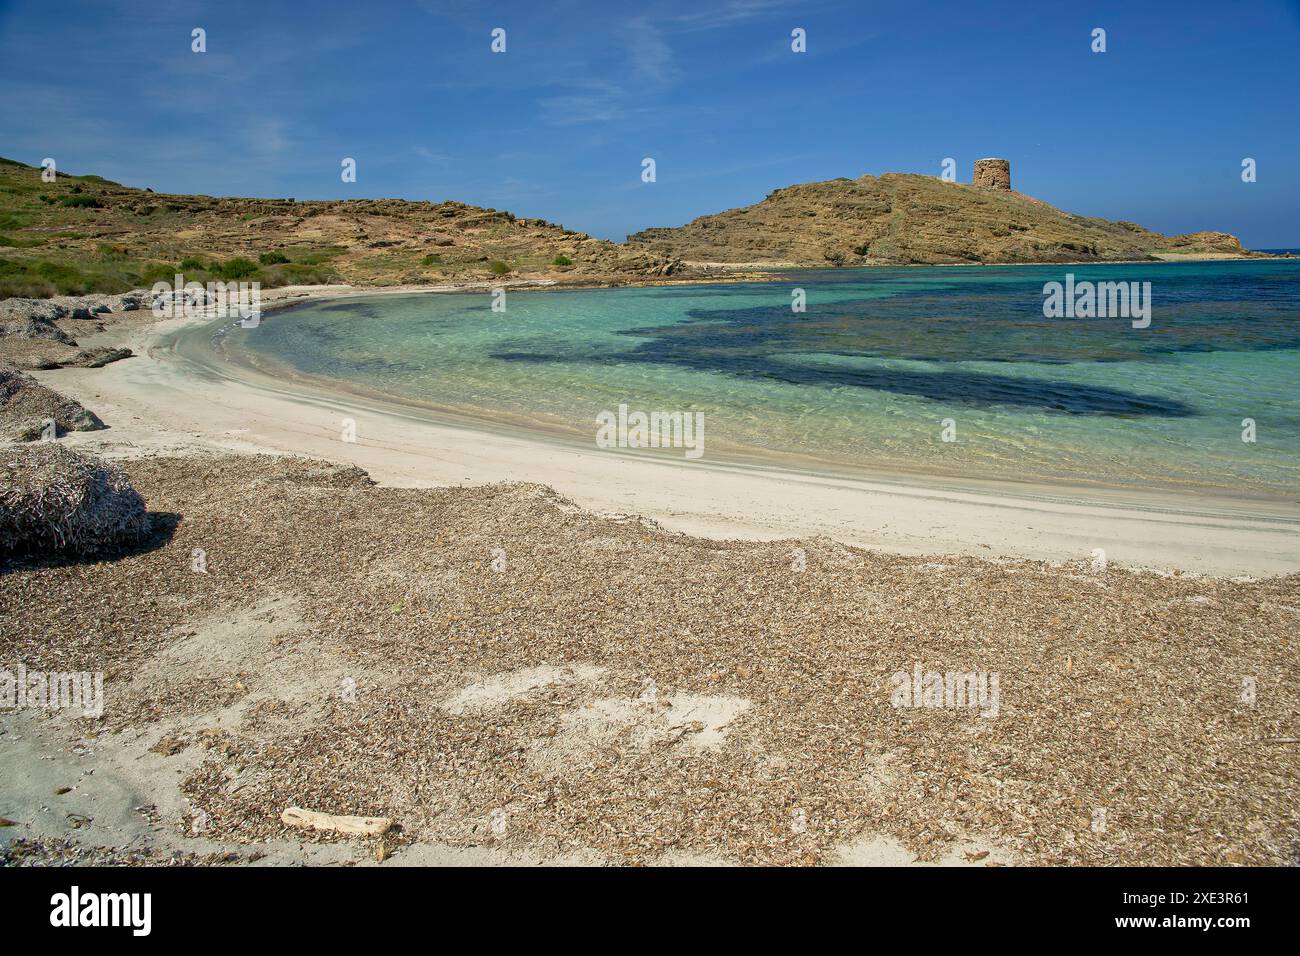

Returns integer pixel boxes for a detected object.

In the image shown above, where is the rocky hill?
[0,157,685,299]
[627,172,1256,266]
[0,157,1266,300]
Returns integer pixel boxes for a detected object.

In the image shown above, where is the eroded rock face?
[973,158,1011,190]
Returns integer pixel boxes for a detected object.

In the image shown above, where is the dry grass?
[0,444,147,555]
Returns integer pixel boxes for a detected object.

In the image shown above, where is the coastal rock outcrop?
[0,288,150,371]
[0,366,105,440]
[628,171,1256,266]
[1164,231,1245,253]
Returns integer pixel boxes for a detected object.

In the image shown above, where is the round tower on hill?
[973,158,1011,190]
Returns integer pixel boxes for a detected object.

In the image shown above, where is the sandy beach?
[3,284,1298,869]
[38,286,1300,578]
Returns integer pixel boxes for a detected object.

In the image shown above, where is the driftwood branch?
[281,806,392,836]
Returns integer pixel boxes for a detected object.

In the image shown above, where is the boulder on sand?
[0,444,150,557]
[0,366,104,440]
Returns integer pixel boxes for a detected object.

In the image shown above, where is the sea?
[216,260,1300,496]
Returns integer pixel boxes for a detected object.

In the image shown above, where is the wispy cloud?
[528,1,813,127]
[412,146,454,165]
[667,0,793,33]
[537,83,651,126]
[624,16,680,86]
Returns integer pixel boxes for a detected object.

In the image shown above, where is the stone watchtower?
[973,158,1011,190]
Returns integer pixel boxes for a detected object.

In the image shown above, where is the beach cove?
[38,270,1300,577]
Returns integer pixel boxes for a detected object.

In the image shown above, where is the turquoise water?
[225,261,1300,495]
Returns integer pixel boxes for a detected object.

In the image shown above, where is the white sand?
[38,287,1300,578]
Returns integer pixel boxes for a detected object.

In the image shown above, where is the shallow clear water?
[226,261,1300,495]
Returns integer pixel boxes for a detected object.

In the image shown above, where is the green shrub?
[60,194,101,208]
[139,262,181,285]
[0,257,58,297]
[258,251,290,265]
[179,257,206,271]
[551,255,572,266]
[214,257,259,280]
[0,254,218,298]
[422,253,442,266]
[35,260,83,283]
[487,260,511,275]
[263,262,337,285]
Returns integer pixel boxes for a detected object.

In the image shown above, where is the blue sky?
[1,0,1297,245]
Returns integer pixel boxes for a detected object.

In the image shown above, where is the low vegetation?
[0,157,680,298]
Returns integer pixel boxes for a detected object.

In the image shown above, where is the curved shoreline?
[212,284,1297,502]
[34,284,1300,578]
